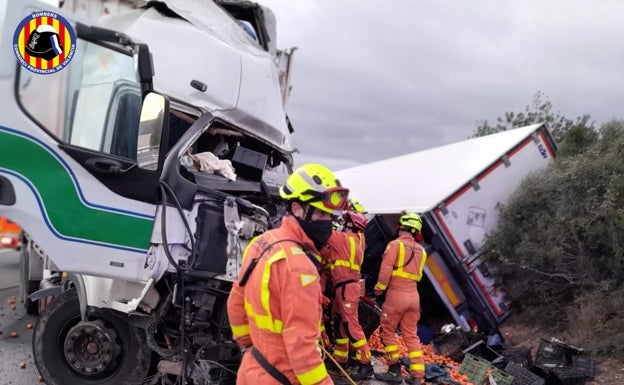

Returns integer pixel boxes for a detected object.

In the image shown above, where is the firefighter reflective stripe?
[409,350,425,371]
[391,242,426,281]
[352,338,367,348]
[376,282,387,290]
[296,362,329,385]
[332,236,360,271]
[300,274,317,287]
[384,344,400,360]
[243,250,287,333]
[333,337,349,358]
[231,323,250,338]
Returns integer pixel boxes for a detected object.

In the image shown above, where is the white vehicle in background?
[0,0,296,384]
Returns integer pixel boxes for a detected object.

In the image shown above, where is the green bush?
[483,119,624,357]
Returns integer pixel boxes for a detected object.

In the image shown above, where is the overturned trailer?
[338,124,557,333]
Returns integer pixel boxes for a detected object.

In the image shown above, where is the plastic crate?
[503,348,533,368]
[487,367,514,385]
[550,367,586,385]
[357,298,381,339]
[433,331,469,362]
[460,353,490,385]
[504,362,545,385]
[535,339,578,368]
[571,356,596,380]
[464,340,505,366]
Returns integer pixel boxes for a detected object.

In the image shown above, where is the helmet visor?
[303,186,350,211]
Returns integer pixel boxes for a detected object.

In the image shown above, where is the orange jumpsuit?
[321,231,371,366]
[374,234,427,379]
[227,216,333,385]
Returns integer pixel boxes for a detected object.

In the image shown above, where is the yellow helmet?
[348,198,367,213]
[279,163,349,215]
[399,212,422,232]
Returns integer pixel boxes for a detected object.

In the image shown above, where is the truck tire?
[33,289,151,385]
[19,238,39,315]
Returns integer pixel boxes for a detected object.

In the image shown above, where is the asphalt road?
[0,248,40,385]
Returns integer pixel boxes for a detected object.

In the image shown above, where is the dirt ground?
[498,319,624,384]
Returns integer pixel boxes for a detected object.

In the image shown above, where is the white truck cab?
[0,1,296,384]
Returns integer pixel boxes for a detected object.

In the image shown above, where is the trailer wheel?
[19,238,39,315]
[33,289,151,385]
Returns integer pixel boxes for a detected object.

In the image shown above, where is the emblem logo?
[13,11,76,74]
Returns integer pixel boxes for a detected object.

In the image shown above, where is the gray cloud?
[260,0,624,170]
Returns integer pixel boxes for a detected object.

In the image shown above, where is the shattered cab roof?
[98,0,293,153]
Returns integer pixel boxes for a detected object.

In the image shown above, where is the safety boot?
[325,359,349,372]
[373,362,403,383]
[349,362,374,380]
[404,375,425,384]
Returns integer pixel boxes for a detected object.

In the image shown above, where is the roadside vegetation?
[473,92,624,359]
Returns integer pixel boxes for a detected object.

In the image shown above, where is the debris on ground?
[365,326,602,385]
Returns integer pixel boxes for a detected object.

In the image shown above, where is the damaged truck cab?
[0,1,296,384]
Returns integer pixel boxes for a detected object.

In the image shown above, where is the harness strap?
[333,279,359,300]
[238,238,318,287]
[251,347,291,385]
[393,242,416,270]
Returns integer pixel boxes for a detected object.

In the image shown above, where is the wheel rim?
[63,319,122,377]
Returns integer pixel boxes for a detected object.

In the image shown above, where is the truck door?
[1,9,162,281]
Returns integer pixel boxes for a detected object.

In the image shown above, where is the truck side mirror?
[137,92,169,170]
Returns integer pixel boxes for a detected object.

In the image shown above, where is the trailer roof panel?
[336,124,546,214]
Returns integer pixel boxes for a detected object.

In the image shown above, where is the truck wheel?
[19,239,39,315]
[33,289,151,385]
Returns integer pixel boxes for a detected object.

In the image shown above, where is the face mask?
[297,218,333,251]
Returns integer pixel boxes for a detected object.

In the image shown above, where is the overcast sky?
[256,0,624,171]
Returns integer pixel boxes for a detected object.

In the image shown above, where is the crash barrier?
[502,348,533,369]
[432,331,470,362]
[504,362,545,385]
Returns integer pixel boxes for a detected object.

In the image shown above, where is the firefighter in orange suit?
[227,163,350,385]
[373,212,427,385]
[321,211,373,380]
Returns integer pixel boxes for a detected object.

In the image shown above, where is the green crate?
[460,353,490,385]
[488,367,514,385]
